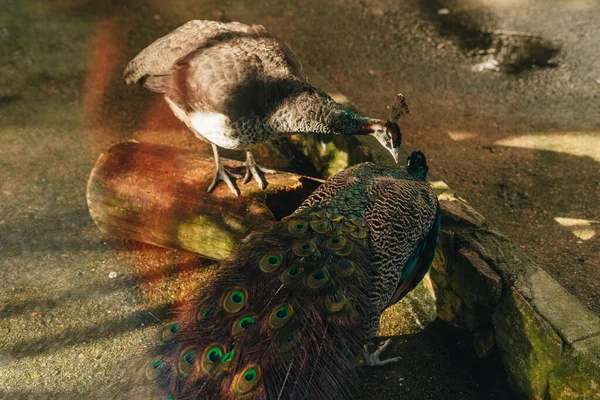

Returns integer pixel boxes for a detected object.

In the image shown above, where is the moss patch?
[493,287,563,398]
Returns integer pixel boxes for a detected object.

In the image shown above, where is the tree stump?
[86,141,322,260]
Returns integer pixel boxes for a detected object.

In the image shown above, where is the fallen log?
[86,141,322,260]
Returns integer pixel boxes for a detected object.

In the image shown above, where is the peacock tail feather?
[135,157,440,400]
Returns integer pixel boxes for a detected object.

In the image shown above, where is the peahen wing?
[124,20,306,89]
[124,20,268,85]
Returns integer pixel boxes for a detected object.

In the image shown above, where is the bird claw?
[243,152,276,190]
[363,339,401,367]
[208,165,241,196]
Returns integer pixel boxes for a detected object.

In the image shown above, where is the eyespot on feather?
[232,364,262,395]
[325,292,346,313]
[278,329,302,353]
[232,314,256,335]
[325,235,346,250]
[335,241,354,256]
[259,252,283,273]
[287,220,308,235]
[144,357,165,381]
[201,344,225,374]
[197,307,215,322]
[281,265,304,284]
[307,269,329,289]
[221,349,235,364]
[160,322,180,341]
[338,260,356,277]
[350,227,368,239]
[292,240,315,257]
[268,304,294,329]
[310,219,330,233]
[178,347,199,376]
[223,288,248,313]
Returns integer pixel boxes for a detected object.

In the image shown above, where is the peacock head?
[368,121,401,164]
[407,151,429,180]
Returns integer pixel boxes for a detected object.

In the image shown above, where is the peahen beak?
[389,147,400,164]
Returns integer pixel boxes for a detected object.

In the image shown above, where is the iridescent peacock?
[134,152,441,399]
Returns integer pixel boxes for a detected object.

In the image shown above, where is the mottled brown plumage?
[124,20,405,195]
[134,154,440,399]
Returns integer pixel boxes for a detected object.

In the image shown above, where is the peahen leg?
[363,339,401,366]
[242,150,276,190]
[207,144,242,196]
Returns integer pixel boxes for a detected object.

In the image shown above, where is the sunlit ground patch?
[494,133,600,162]
[554,217,599,241]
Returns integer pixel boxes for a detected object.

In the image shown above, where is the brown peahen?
[134,152,441,399]
[124,20,409,196]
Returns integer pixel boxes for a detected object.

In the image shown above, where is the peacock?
[133,152,441,399]
[124,20,409,196]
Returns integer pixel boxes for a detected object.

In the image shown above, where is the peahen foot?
[363,339,401,367]
[242,150,276,190]
[207,144,242,196]
[207,165,242,196]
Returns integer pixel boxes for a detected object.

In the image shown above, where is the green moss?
[176,216,242,261]
[493,287,563,398]
[548,336,600,399]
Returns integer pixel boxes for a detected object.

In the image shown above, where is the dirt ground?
[0,0,598,398]
[218,0,600,313]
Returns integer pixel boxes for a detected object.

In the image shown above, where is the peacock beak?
[389,147,400,164]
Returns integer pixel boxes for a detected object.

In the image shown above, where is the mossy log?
[86,141,322,260]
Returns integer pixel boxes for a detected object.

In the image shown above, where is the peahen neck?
[266,84,378,137]
[328,108,379,136]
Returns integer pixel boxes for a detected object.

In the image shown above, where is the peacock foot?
[207,165,243,196]
[242,151,276,190]
[363,339,401,367]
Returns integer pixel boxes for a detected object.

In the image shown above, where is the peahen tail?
[138,197,375,399]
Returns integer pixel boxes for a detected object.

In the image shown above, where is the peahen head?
[407,151,429,180]
[368,121,402,163]
[368,93,410,164]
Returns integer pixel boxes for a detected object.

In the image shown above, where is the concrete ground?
[0,0,597,398]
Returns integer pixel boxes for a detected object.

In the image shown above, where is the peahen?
[134,152,441,399]
[124,20,409,196]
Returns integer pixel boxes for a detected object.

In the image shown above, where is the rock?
[548,335,600,399]
[525,270,600,345]
[433,285,464,326]
[473,329,496,358]
[439,194,487,228]
[493,287,563,398]
[452,248,502,309]
[429,231,454,289]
